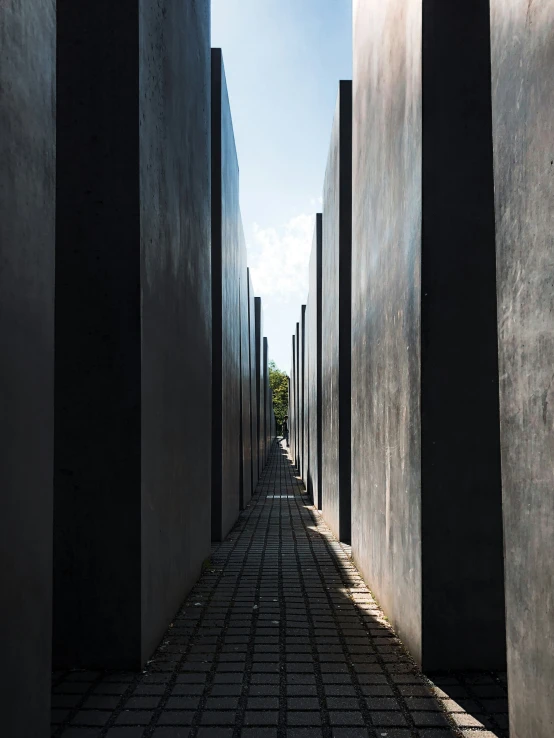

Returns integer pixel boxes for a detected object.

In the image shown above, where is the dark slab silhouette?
[239,225,252,509]
[54,0,212,668]
[211,47,241,541]
[0,1,55,733]
[248,270,259,496]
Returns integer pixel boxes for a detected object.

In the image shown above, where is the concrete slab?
[0,1,55,733]
[351,0,505,670]
[321,82,352,542]
[308,215,323,509]
[54,0,212,668]
[490,2,554,734]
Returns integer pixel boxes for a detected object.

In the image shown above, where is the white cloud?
[247,213,314,304]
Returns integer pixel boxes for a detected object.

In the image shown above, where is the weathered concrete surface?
[490,2,554,735]
[321,83,352,543]
[300,306,307,481]
[295,323,300,469]
[248,270,259,495]
[291,335,297,460]
[351,0,505,670]
[263,337,270,460]
[255,298,265,475]
[0,2,55,733]
[211,47,240,542]
[54,0,212,667]
[239,226,252,508]
[307,216,323,508]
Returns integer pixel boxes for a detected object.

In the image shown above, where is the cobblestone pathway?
[52,440,508,738]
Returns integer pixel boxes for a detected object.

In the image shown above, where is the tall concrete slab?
[263,337,270,461]
[239,225,252,508]
[291,336,297,460]
[54,0,212,667]
[295,323,300,469]
[0,1,55,732]
[490,3,554,735]
[211,47,241,541]
[303,305,310,488]
[351,0,505,670]
[322,83,352,543]
[308,216,323,509]
[300,306,307,480]
[255,298,265,475]
[248,270,259,494]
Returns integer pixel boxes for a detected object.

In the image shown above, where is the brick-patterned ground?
[51,440,509,738]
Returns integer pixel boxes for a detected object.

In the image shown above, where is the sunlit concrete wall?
[490,2,554,735]
[321,82,352,542]
[350,0,505,670]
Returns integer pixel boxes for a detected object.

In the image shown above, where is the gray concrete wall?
[300,306,307,480]
[239,225,252,508]
[308,216,323,509]
[263,337,270,461]
[351,0,505,670]
[291,336,297,461]
[0,1,55,732]
[321,83,352,542]
[54,0,212,667]
[211,47,241,541]
[293,323,301,469]
[490,2,554,734]
[303,305,310,488]
[248,270,259,494]
[255,298,265,475]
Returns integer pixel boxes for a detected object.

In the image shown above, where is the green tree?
[269,360,289,434]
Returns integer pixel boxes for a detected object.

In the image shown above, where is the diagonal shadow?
[281,438,509,738]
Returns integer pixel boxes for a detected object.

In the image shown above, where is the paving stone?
[50,441,506,737]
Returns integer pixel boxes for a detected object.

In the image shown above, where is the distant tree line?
[269,360,288,434]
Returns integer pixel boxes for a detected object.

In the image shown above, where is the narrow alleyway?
[51,441,508,738]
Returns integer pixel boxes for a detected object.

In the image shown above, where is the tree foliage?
[269,360,289,434]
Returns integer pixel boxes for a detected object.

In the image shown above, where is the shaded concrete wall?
[321,83,352,542]
[211,47,240,541]
[0,1,55,733]
[308,216,323,509]
[248,270,259,495]
[263,337,270,461]
[255,298,265,475]
[300,306,307,480]
[239,224,252,508]
[303,305,310,488]
[351,0,505,670]
[293,323,301,469]
[490,2,554,735]
[291,336,297,461]
[54,0,212,668]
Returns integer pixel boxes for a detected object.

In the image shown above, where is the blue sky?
[212,0,352,373]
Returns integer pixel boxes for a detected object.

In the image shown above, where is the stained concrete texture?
[351,0,505,670]
[263,337,270,463]
[52,440,508,738]
[300,306,307,482]
[308,215,323,509]
[0,2,55,734]
[211,47,241,542]
[490,2,554,735]
[292,323,301,469]
[303,305,310,489]
[248,270,259,496]
[321,82,352,543]
[239,226,252,509]
[255,298,266,475]
[290,335,297,462]
[54,0,212,669]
